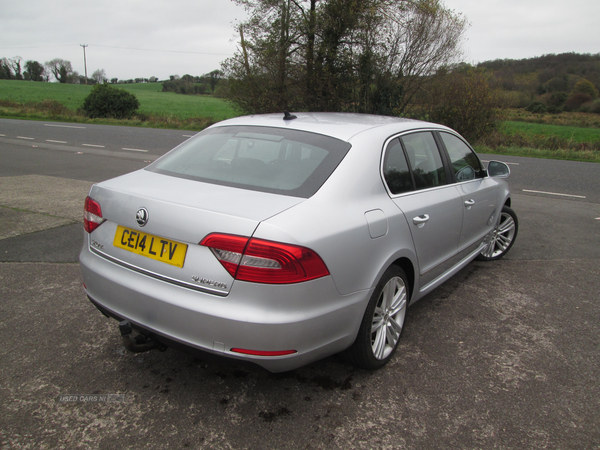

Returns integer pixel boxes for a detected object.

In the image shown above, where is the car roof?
[210,112,450,142]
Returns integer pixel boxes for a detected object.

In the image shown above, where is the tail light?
[84,196,105,233]
[200,233,330,284]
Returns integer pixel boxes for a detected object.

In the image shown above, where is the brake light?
[200,233,330,284]
[84,196,105,233]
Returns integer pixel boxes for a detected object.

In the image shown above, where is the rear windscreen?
[146,125,352,198]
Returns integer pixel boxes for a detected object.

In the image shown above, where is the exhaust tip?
[118,320,167,353]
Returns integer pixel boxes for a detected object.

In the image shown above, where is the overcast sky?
[1,0,599,82]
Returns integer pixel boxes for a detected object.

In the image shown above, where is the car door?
[437,132,499,255]
[382,132,462,289]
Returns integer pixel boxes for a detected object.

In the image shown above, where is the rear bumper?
[80,245,370,372]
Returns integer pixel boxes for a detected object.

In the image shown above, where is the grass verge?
[475,145,600,163]
[0,99,215,131]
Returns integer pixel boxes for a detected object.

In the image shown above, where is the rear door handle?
[413,214,430,228]
[464,199,475,209]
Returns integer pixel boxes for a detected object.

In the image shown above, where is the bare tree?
[223,0,468,114]
[9,56,24,80]
[92,69,107,84]
[45,59,74,83]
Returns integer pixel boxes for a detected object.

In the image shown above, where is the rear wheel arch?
[391,257,414,302]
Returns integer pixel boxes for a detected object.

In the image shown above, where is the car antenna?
[283,111,297,120]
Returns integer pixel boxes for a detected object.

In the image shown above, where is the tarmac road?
[1,119,599,449]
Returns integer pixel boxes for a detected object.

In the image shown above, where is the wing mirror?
[487,161,510,178]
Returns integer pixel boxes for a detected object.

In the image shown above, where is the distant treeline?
[161,72,224,95]
[478,52,600,88]
[476,52,600,113]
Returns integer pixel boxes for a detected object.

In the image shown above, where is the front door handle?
[413,214,430,228]
[464,199,475,209]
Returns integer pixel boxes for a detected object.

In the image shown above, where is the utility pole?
[80,44,88,84]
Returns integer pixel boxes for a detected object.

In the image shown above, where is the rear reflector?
[231,348,297,357]
[84,196,105,233]
[200,233,330,284]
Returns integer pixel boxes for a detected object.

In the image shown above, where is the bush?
[564,93,592,112]
[162,78,208,95]
[547,105,563,114]
[38,99,71,117]
[82,83,140,119]
[573,79,599,99]
[549,91,568,107]
[527,101,547,114]
[579,100,600,114]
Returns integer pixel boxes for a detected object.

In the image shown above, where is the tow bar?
[118,320,167,353]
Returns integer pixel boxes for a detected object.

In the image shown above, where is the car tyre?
[477,205,518,261]
[345,265,409,370]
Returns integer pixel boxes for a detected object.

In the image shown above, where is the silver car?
[80,113,517,372]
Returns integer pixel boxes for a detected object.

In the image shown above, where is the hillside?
[477,52,600,111]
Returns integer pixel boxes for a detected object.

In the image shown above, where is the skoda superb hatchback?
[80,113,517,372]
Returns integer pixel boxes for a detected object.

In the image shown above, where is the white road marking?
[45,124,86,129]
[82,144,105,148]
[523,189,586,199]
[46,140,67,144]
[17,136,34,140]
[182,135,194,138]
[0,134,5,136]
[122,148,148,153]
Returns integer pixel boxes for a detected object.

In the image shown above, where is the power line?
[0,44,233,57]
[89,44,232,56]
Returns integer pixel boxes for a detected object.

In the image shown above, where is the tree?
[9,56,23,80]
[573,79,599,99]
[92,69,107,84]
[418,66,498,142]
[207,70,224,92]
[222,0,467,114]
[45,59,74,83]
[0,58,13,79]
[24,60,46,81]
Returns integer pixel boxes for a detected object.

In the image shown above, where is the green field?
[476,119,600,162]
[0,80,239,121]
[500,121,600,144]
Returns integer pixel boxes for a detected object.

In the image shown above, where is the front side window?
[147,126,351,198]
[440,132,484,182]
[401,132,447,190]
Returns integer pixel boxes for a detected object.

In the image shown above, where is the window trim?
[434,131,486,184]
[380,129,455,198]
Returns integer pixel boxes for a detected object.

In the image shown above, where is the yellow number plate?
[113,225,188,268]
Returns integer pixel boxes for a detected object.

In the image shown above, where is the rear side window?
[147,126,351,198]
[439,132,484,181]
[401,132,447,190]
[383,139,412,195]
